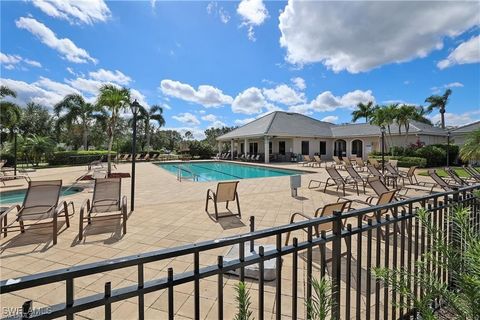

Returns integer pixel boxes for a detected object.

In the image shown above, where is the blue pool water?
[156,161,306,182]
[0,186,84,205]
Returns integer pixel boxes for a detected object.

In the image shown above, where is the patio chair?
[253,154,261,162]
[79,178,128,240]
[463,165,480,182]
[427,169,460,191]
[309,166,361,196]
[0,171,31,185]
[384,162,401,187]
[368,158,381,169]
[345,165,368,194]
[313,155,322,168]
[151,153,159,161]
[445,167,473,186]
[299,155,313,166]
[284,201,352,257]
[367,176,414,201]
[389,159,398,168]
[332,156,344,169]
[367,164,385,182]
[205,181,241,220]
[355,157,367,172]
[468,164,480,176]
[343,157,354,167]
[0,180,74,245]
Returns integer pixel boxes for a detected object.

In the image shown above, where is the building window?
[351,140,363,157]
[269,141,272,154]
[301,141,309,155]
[319,141,326,155]
[279,141,286,155]
[249,142,258,154]
[240,143,244,154]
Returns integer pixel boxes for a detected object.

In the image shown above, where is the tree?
[18,102,54,138]
[411,106,433,125]
[137,105,165,152]
[370,105,397,150]
[351,101,376,123]
[184,130,193,141]
[460,128,480,162]
[204,126,236,148]
[0,85,21,140]
[425,89,452,129]
[54,94,107,150]
[96,85,131,174]
[23,134,55,166]
[0,85,16,99]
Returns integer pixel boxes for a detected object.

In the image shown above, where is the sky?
[1,0,479,139]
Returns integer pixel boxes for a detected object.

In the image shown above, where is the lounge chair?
[313,155,322,168]
[309,166,361,196]
[467,164,480,176]
[367,164,385,182]
[298,155,312,166]
[343,157,354,167]
[0,180,74,244]
[79,178,128,240]
[284,201,352,254]
[389,159,398,168]
[252,154,261,162]
[368,158,381,169]
[427,169,460,191]
[332,156,344,169]
[384,163,401,187]
[345,165,368,194]
[354,157,367,172]
[151,154,159,161]
[0,171,31,185]
[445,167,474,186]
[205,181,241,220]
[464,165,480,182]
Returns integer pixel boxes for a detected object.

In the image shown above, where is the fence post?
[250,216,255,252]
[331,210,342,320]
[449,187,459,289]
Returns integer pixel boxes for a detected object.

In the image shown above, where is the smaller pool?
[0,186,84,205]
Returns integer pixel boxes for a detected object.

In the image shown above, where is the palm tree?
[425,89,452,129]
[0,86,21,139]
[411,106,433,125]
[54,94,107,150]
[23,134,55,166]
[137,105,165,152]
[459,128,480,162]
[184,131,193,140]
[96,85,131,174]
[351,101,376,123]
[370,105,397,152]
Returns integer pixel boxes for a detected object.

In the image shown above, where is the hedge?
[47,151,114,165]
[0,153,15,167]
[369,155,427,168]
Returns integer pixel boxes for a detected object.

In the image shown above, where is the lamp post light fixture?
[381,125,386,174]
[447,131,451,167]
[130,99,141,212]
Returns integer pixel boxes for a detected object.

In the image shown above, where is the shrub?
[188,141,215,159]
[431,144,460,166]
[369,156,427,168]
[415,146,446,167]
[47,150,114,166]
[0,152,15,167]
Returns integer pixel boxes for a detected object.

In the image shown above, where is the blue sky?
[1,0,479,139]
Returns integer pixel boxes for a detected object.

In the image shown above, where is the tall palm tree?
[96,85,131,174]
[351,101,376,123]
[411,106,432,125]
[425,89,452,129]
[137,105,165,152]
[370,105,397,151]
[395,104,418,145]
[0,86,21,139]
[54,94,107,150]
[459,128,480,162]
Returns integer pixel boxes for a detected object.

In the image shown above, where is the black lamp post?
[13,127,18,176]
[130,99,141,212]
[446,131,451,167]
[381,125,386,174]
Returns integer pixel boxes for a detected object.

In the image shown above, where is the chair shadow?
[0,183,27,189]
[0,221,68,254]
[71,218,124,246]
[205,208,246,230]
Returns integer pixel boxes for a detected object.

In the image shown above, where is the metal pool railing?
[176,163,199,182]
[1,185,479,320]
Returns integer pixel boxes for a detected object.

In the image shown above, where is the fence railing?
[1,185,479,320]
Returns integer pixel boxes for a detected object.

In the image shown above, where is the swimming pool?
[0,186,84,205]
[155,161,306,182]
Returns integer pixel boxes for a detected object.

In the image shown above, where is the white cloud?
[209,120,227,128]
[321,115,338,123]
[438,35,480,69]
[263,84,305,105]
[0,77,79,107]
[160,79,233,107]
[163,127,206,140]
[161,103,172,110]
[201,114,218,122]
[279,1,479,73]
[291,77,306,90]
[66,67,76,75]
[207,1,231,24]
[429,110,480,127]
[0,52,42,69]
[237,0,268,41]
[234,117,256,126]
[16,17,97,64]
[172,112,201,126]
[445,82,464,88]
[231,87,271,114]
[201,113,227,128]
[130,89,149,108]
[31,0,111,25]
[89,69,131,85]
[289,89,375,114]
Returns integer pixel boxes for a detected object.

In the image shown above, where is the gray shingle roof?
[217,111,447,140]
[451,121,480,134]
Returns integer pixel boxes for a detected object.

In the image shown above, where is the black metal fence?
[1,185,479,320]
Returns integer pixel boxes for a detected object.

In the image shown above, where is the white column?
[218,141,222,153]
[245,138,248,155]
[230,140,234,160]
[264,136,269,163]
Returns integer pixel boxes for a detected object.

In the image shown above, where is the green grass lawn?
[418,167,469,177]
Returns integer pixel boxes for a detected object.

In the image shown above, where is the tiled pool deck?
[0,161,439,319]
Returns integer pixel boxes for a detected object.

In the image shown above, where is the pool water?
[156,161,305,182]
[0,186,84,205]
